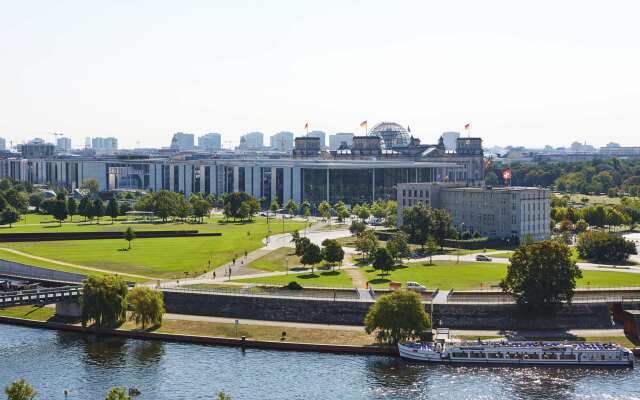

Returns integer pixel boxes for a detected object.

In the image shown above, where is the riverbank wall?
[162,290,628,330]
[0,316,396,356]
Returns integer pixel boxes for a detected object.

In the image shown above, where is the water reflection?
[131,340,165,366]
[80,334,128,367]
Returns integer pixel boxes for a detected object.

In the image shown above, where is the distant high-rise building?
[18,138,55,158]
[329,133,354,151]
[239,132,264,150]
[606,142,621,148]
[56,137,72,152]
[441,132,460,151]
[270,131,294,151]
[91,137,118,154]
[570,141,595,153]
[198,133,222,151]
[84,137,91,149]
[170,132,195,151]
[307,131,326,149]
[0,137,5,151]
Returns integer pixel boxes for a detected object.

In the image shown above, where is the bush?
[283,281,303,290]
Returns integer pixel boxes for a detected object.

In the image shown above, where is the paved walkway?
[164,313,365,331]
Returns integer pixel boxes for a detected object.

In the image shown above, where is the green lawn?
[0,305,56,321]
[235,269,353,288]
[0,217,306,279]
[490,252,514,259]
[365,260,640,290]
[245,247,302,272]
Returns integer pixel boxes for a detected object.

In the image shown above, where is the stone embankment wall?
[162,290,622,329]
[0,259,86,283]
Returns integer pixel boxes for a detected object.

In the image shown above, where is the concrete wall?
[0,259,86,283]
[162,290,617,329]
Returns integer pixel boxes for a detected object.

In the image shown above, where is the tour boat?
[398,340,634,367]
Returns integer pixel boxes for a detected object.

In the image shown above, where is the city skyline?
[1,1,639,149]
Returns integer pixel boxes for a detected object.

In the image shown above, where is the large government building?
[1,122,485,207]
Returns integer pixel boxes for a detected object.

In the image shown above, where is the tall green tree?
[51,199,69,226]
[321,239,344,269]
[0,206,20,228]
[284,199,298,217]
[81,275,129,328]
[300,243,322,273]
[105,387,130,400]
[372,247,394,277]
[128,286,165,329]
[4,379,36,400]
[81,179,100,194]
[28,192,43,213]
[66,197,78,222]
[364,290,431,344]
[401,203,433,250]
[386,232,410,262]
[93,199,105,224]
[124,227,136,249]
[355,229,378,260]
[106,198,119,223]
[432,208,454,250]
[500,240,582,313]
[318,201,331,221]
[78,197,92,222]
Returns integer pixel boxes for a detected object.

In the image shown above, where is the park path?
[346,268,368,289]
[0,247,156,281]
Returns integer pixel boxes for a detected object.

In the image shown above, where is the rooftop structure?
[369,122,411,148]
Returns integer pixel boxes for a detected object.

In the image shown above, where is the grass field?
[245,247,302,272]
[365,261,640,290]
[0,217,306,279]
[235,269,353,287]
[0,305,56,321]
[490,252,514,259]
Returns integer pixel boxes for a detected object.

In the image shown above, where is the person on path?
[213,270,216,279]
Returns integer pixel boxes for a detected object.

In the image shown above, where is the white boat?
[398,340,635,367]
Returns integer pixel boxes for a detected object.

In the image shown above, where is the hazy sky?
[1,0,639,149]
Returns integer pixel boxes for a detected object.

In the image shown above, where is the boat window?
[560,354,576,360]
[452,352,468,358]
[470,352,485,359]
[542,353,558,360]
[523,353,540,360]
[487,352,502,359]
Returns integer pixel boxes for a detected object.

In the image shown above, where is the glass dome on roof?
[368,122,411,148]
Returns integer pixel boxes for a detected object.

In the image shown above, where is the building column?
[233,166,239,192]
[292,167,301,203]
[210,165,217,195]
[283,167,292,204]
[244,166,251,194]
[270,167,277,204]
[326,169,330,202]
[252,166,261,198]
[200,165,206,194]
[372,169,376,202]
[169,164,175,192]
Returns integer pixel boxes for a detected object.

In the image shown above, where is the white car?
[406,281,427,292]
[475,254,492,262]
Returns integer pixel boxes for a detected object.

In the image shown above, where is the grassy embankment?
[0,305,375,346]
[0,216,306,279]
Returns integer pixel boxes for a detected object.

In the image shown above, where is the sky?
[1,0,639,149]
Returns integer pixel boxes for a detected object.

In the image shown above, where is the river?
[1,325,639,399]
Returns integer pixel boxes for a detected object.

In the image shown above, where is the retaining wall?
[0,259,86,283]
[162,290,622,329]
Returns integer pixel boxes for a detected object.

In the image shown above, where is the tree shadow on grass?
[297,273,320,279]
[320,270,340,277]
[369,278,391,285]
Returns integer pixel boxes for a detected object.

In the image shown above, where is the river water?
[1,325,640,400]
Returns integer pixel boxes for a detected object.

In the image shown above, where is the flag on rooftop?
[464,123,470,130]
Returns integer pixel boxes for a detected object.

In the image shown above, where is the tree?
[105,387,130,400]
[370,201,387,220]
[4,379,36,400]
[321,239,344,269]
[174,195,192,221]
[78,197,92,222]
[217,392,233,400]
[576,230,637,263]
[574,219,588,233]
[81,275,129,328]
[364,290,431,344]
[355,229,378,260]
[0,206,20,228]
[284,199,298,217]
[300,243,322,273]
[66,197,78,222]
[28,192,43,213]
[349,220,366,236]
[3,189,28,213]
[93,199,105,224]
[81,179,100,194]
[128,286,165,329]
[386,232,410,262]
[301,201,311,220]
[372,247,394,277]
[294,236,311,257]
[432,208,454,250]
[335,202,350,222]
[190,196,212,222]
[124,227,136,249]
[51,199,68,226]
[106,198,119,224]
[238,202,251,222]
[424,236,438,264]
[318,201,331,221]
[500,240,582,313]
[355,203,370,221]
[401,203,433,250]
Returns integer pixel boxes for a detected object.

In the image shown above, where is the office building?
[198,133,222,151]
[56,137,72,152]
[0,138,5,151]
[270,131,294,151]
[329,133,354,151]
[441,132,460,151]
[18,138,55,158]
[170,132,195,151]
[238,132,264,150]
[397,183,551,241]
[91,137,118,154]
[307,131,326,150]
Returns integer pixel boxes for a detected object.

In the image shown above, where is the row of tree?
[485,157,640,196]
[551,195,640,234]
[82,275,164,329]
[290,231,345,272]
[400,203,454,251]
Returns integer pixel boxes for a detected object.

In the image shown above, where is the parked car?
[406,281,427,292]
[475,254,492,262]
